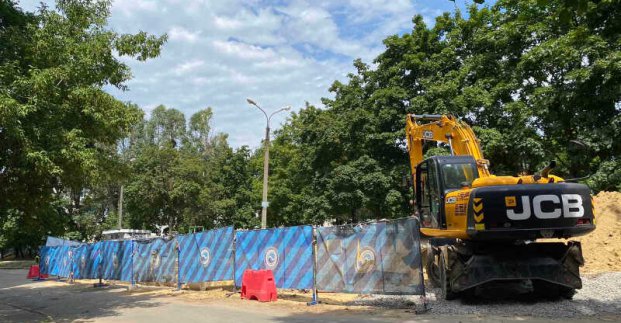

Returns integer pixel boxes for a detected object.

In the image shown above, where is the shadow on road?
[0,269,169,322]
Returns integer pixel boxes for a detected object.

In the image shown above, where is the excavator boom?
[405,114,490,178]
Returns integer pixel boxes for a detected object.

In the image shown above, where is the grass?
[0,260,36,269]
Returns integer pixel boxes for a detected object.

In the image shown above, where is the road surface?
[1,269,618,322]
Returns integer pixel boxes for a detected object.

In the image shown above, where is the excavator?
[405,114,595,299]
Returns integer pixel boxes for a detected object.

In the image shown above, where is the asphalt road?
[1,269,618,323]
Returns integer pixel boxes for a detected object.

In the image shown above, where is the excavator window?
[441,163,478,190]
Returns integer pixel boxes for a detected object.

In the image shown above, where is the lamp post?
[118,157,135,230]
[247,98,291,229]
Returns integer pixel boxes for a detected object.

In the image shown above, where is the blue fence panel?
[119,240,134,282]
[72,244,91,279]
[178,227,234,283]
[133,238,178,283]
[283,226,314,289]
[235,225,314,289]
[315,218,424,295]
[56,245,73,278]
[48,246,62,276]
[88,242,105,279]
[101,241,121,280]
[39,246,54,275]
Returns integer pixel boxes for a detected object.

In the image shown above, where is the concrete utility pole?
[118,185,124,230]
[246,98,291,229]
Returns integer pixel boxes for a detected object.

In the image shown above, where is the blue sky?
[18,0,474,148]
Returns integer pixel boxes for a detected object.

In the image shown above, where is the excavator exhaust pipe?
[409,114,444,121]
[539,160,557,178]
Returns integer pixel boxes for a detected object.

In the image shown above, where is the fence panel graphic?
[119,241,134,282]
[39,246,55,275]
[178,227,234,283]
[316,218,424,295]
[46,247,60,276]
[72,244,91,279]
[56,245,73,278]
[88,242,105,279]
[133,238,178,283]
[103,241,131,280]
[235,225,314,289]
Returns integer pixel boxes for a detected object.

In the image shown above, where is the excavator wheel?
[424,246,442,287]
[533,280,576,300]
[439,246,457,300]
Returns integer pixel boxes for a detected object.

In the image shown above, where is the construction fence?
[39,218,425,296]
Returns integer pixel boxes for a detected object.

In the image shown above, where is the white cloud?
[20,0,440,148]
[113,0,158,17]
[211,40,275,60]
[174,60,205,75]
[168,26,201,43]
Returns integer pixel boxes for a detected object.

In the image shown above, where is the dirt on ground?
[575,191,621,273]
[98,280,370,314]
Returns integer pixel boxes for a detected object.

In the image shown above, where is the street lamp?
[247,98,291,229]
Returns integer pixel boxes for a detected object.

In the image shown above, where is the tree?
[264,0,621,226]
[123,106,260,232]
[0,0,166,251]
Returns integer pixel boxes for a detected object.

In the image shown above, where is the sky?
[18,0,471,148]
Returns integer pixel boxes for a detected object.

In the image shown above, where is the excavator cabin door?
[415,156,479,229]
[416,159,443,228]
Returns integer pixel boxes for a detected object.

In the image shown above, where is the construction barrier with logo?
[100,240,134,281]
[37,219,424,297]
[72,244,91,279]
[56,245,73,278]
[89,242,105,279]
[132,238,178,283]
[39,245,70,278]
[315,218,425,295]
[235,225,314,289]
[177,226,234,283]
[39,246,54,276]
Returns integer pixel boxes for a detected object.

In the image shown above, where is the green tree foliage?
[265,0,621,225]
[0,0,165,252]
[2,0,620,252]
[123,106,260,233]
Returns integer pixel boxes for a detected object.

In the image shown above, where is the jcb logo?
[506,194,584,220]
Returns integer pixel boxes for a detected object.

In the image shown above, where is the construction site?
[0,191,619,322]
[2,0,621,322]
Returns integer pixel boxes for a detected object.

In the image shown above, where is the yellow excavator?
[405,114,595,299]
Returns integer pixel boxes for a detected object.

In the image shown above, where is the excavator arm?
[405,114,490,178]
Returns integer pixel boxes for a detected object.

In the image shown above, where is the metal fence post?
[414,217,429,313]
[177,240,181,291]
[232,233,237,292]
[307,226,318,306]
[131,240,135,288]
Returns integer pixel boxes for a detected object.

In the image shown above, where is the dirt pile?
[578,191,621,273]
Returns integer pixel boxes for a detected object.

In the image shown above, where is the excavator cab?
[415,155,478,229]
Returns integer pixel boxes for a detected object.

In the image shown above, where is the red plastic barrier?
[27,265,49,280]
[27,265,40,279]
[241,269,277,302]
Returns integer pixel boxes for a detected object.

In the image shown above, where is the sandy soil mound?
[578,191,621,273]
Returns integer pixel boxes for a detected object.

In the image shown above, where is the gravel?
[347,272,621,318]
